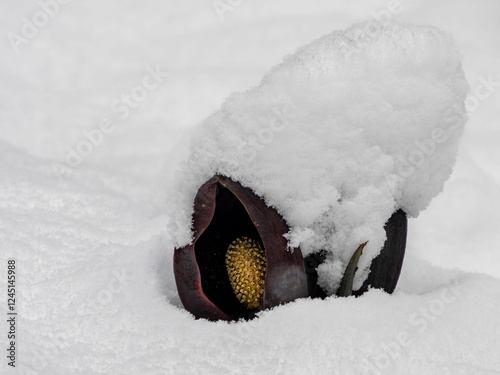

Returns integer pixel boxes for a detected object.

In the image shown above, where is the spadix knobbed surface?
[226,237,267,310]
[170,22,469,295]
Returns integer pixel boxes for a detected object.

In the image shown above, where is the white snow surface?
[1,1,500,374]
[171,22,469,292]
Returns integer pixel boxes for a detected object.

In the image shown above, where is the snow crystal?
[170,22,469,293]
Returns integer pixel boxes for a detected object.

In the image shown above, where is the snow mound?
[2,142,499,375]
[170,22,469,293]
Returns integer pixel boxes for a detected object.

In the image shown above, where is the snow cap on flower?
[169,22,469,294]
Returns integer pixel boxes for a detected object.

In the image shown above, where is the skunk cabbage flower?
[170,23,467,320]
[174,177,408,321]
[174,175,308,321]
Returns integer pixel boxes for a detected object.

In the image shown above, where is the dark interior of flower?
[195,183,264,319]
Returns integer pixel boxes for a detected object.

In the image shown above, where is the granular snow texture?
[1,1,499,374]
